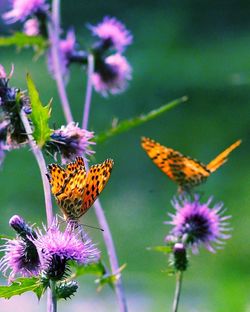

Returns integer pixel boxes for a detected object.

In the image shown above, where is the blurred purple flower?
[0,215,40,282]
[47,29,76,79]
[49,122,95,163]
[92,54,132,96]
[23,18,39,36]
[166,195,231,253]
[32,220,100,280]
[3,0,49,24]
[0,65,7,79]
[90,16,132,52]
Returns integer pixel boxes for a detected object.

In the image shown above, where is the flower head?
[166,195,231,253]
[23,18,40,36]
[60,29,76,57]
[47,29,76,79]
[92,54,132,96]
[32,220,100,280]
[3,0,49,24]
[90,16,132,52]
[0,215,40,282]
[49,122,95,163]
[0,65,29,162]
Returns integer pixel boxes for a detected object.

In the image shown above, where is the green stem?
[172,271,183,312]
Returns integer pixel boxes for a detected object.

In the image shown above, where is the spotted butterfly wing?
[47,163,67,195]
[82,159,114,212]
[66,156,85,174]
[47,157,114,220]
[141,137,241,191]
[141,137,210,190]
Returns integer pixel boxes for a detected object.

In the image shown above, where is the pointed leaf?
[27,74,52,147]
[0,234,13,240]
[0,33,47,55]
[147,245,173,254]
[95,96,188,144]
[55,281,78,300]
[71,261,106,278]
[96,264,126,292]
[0,277,44,299]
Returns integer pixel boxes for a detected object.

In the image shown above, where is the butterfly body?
[141,137,241,191]
[47,157,114,221]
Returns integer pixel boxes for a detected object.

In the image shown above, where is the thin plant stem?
[47,0,127,309]
[47,281,57,312]
[82,58,128,309]
[93,198,128,312]
[21,110,54,312]
[172,271,183,312]
[48,0,73,124]
[82,54,94,129]
[20,110,53,227]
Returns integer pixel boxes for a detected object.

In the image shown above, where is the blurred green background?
[0,1,250,311]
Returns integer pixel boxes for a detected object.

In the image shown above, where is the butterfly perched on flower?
[47,157,114,221]
[141,137,241,192]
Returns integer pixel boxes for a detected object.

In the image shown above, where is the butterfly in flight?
[141,137,241,192]
[47,156,114,221]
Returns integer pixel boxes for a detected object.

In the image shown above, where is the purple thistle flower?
[92,54,132,96]
[47,29,76,79]
[49,122,95,163]
[32,220,100,280]
[2,0,49,24]
[23,18,40,36]
[166,195,231,253]
[90,16,132,52]
[0,215,40,282]
[0,238,40,282]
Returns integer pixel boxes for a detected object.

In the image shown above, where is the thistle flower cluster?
[90,16,133,96]
[2,1,133,96]
[2,0,49,36]
[0,215,100,283]
[47,16,132,95]
[0,64,30,164]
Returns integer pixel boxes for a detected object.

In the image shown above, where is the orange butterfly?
[47,156,114,221]
[141,137,241,192]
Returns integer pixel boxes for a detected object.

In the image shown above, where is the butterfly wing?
[207,140,241,172]
[48,158,114,220]
[66,156,85,175]
[81,159,114,214]
[56,167,87,220]
[48,157,87,220]
[141,137,210,189]
[47,164,67,195]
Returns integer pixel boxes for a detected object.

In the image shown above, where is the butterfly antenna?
[80,223,104,232]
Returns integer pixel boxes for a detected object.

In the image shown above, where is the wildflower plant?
[149,185,234,311]
[0,1,188,311]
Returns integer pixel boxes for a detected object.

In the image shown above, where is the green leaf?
[70,262,126,291]
[55,281,78,300]
[0,277,45,300]
[147,245,173,254]
[27,73,52,147]
[0,33,47,54]
[95,264,126,292]
[96,273,117,291]
[95,96,188,144]
[71,261,106,278]
[0,234,13,240]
